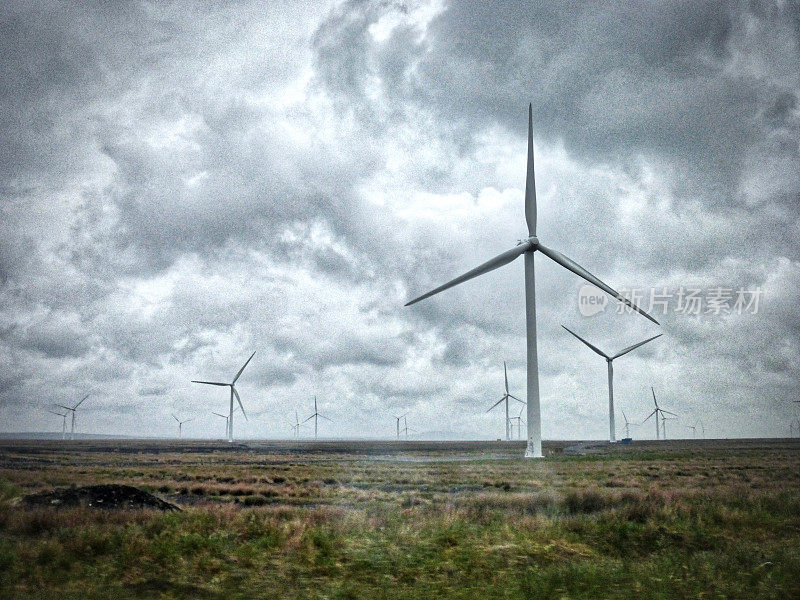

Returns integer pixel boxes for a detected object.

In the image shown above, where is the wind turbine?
[46,409,68,440]
[403,416,417,438]
[642,387,676,440]
[561,325,661,443]
[486,361,525,440]
[212,412,229,439]
[621,410,633,439]
[288,410,305,439]
[172,414,193,439]
[56,394,90,440]
[404,105,658,458]
[192,351,255,443]
[510,406,526,439]
[661,415,676,440]
[303,396,331,439]
[699,420,706,439]
[686,424,696,438]
[394,413,407,439]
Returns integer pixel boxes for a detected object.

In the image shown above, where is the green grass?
[0,439,799,599]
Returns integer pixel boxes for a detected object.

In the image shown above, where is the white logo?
[578,284,607,317]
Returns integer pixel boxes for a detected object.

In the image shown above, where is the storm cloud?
[1,0,798,440]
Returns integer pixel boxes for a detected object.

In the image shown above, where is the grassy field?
[1,438,799,599]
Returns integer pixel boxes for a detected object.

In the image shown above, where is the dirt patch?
[23,484,180,511]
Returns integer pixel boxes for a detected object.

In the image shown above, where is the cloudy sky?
[1,0,798,440]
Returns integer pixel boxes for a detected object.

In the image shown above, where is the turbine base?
[524,442,544,459]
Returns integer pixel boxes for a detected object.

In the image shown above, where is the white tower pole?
[607,360,615,442]
[228,386,234,443]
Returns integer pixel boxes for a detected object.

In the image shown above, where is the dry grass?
[1,438,799,599]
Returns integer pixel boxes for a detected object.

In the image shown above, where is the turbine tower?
[486,361,525,440]
[46,409,68,440]
[172,414,193,439]
[192,351,255,443]
[561,325,661,443]
[394,413,407,439]
[405,105,658,458]
[303,396,330,439]
[642,387,676,440]
[212,412,229,439]
[56,394,90,440]
[403,416,416,438]
[661,415,676,440]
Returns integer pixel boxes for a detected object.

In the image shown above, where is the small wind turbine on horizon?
[486,361,525,440]
[621,410,634,439]
[172,414,193,439]
[686,424,697,438]
[46,409,68,440]
[403,416,416,438]
[212,412,229,439]
[404,104,658,458]
[561,325,661,443]
[303,397,331,439]
[642,387,676,440]
[192,351,255,443]
[394,413,407,439]
[56,394,90,440]
[661,415,677,440]
[510,406,526,439]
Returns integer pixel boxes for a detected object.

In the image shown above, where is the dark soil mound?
[23,484,179,511]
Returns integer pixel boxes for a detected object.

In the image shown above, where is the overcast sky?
[1,0,798,441]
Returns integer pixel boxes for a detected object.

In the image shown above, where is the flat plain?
[1,438,799,599]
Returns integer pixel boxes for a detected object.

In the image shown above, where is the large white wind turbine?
[405,105,658,458]
[172,414,193,439]
[642,387,676,440]
[303,397,331,439]
[486,361,525,440]
[192,351,255,443]
[56,394,90,440]
[561,325,661,443]
[46,409,68,440]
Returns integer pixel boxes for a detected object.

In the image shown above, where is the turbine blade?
[192,380,229,386]
[56,404,73,412]
[232,351,256,384]
[172,414,179,422]
[508,394,525,404]
[612,334,663,360]
[74,394,90,409]
[661,409,678,417]
[302,415,315,424]
[319,414,333,422]
[525,103,536,235]
[213,412,227,418]
[642,409,657,423]
[651,387,658,408]
[538,244,660,325]
[561,325,610,359]
[487,397,505,412]
[232,387,247,421]
[504,361,509,394]
[405,243,531,306]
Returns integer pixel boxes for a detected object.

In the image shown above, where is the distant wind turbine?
[56,394,90,440]
[172,414,193,439]
[303,396,331,439]
[403,416,416,438]
[661,415,677,440]
[394,413,407,439]
[561,325,661,442]
[192,351,255,443]
[510,406,526,439]
[642,388,676,440]
[686,424,696,438]
[46,409,68,440]
[405,105,658,458]
[486,361,525,440]
[621,410,634,439]
[212,412,229,439]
